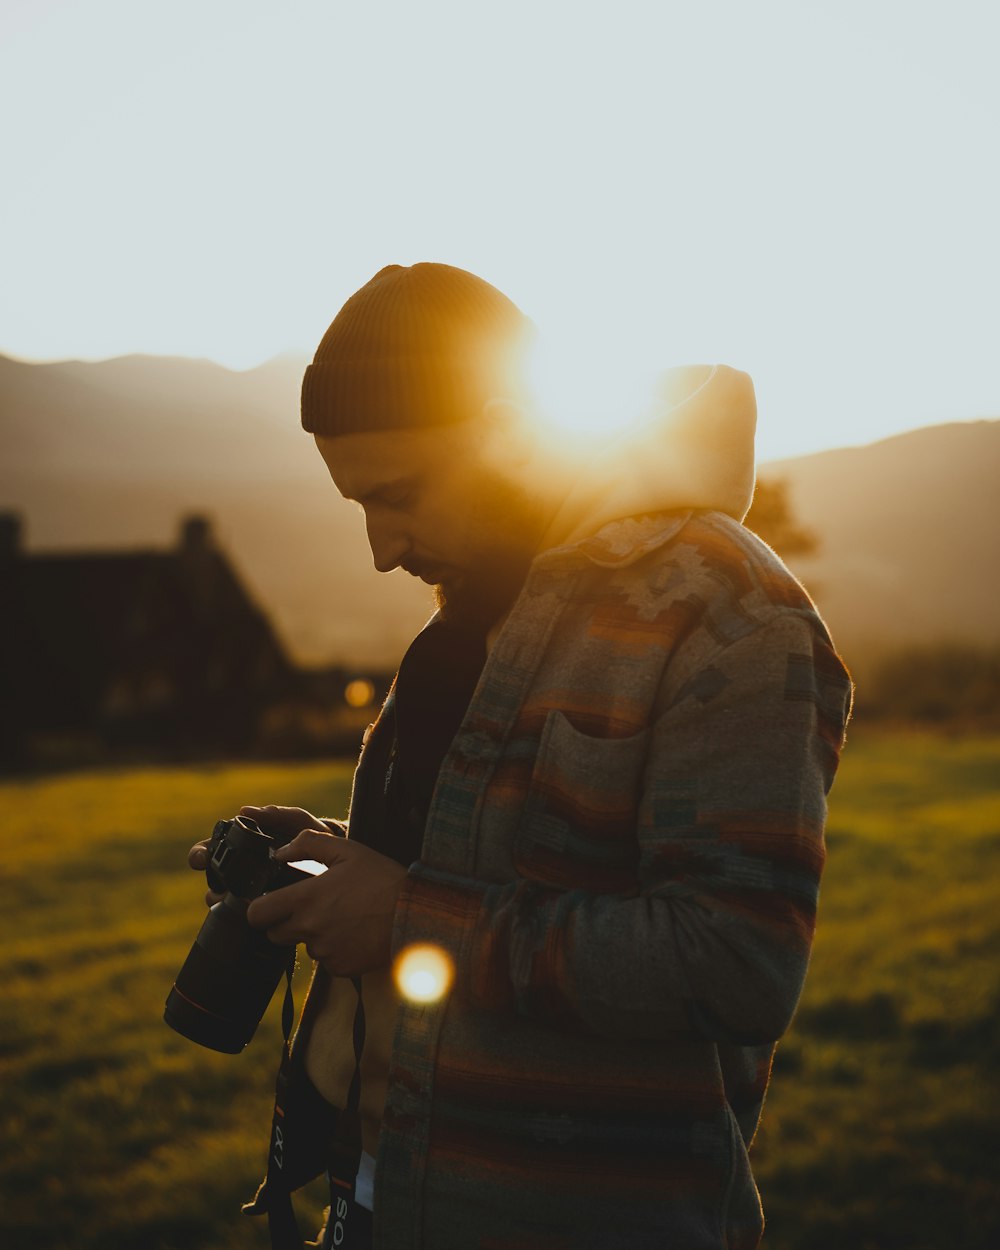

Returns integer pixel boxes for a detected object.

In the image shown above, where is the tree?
[743,478,817,559]
[867,643,1000,725]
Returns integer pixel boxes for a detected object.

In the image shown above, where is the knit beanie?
[301,263,534,436]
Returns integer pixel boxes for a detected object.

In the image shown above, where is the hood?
[539,363,757,551]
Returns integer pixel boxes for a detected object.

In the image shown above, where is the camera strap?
[243,969,367,1250]
[323,980,367,1250]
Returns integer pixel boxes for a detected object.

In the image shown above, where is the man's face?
[314,420,547,629]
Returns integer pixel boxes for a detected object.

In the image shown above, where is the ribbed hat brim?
[302,355,512,434]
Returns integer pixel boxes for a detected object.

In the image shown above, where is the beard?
[422,472,546,633]
[431,544,534,631]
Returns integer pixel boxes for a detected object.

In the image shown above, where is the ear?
[479,397,536,468]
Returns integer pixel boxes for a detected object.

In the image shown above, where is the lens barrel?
[164,894,293,1054]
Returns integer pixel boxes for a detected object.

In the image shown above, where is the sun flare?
[525,329,662,451]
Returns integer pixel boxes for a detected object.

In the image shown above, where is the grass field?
[2,731,998,1249]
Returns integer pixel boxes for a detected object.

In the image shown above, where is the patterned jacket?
[371,506,853,1249]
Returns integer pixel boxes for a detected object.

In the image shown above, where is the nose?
[364,509,410,574]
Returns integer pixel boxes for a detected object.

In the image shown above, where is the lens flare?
[393,943,454,1004]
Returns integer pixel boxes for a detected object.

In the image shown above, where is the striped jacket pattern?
[372,507,853,1249]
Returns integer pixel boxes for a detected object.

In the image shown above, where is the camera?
[164,815,319,1054]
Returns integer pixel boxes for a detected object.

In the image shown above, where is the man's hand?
[246,828,408,978]
[187,837,224,907]
[186,805,333,908]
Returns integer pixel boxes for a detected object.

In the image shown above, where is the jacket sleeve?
[391,613,852,1045]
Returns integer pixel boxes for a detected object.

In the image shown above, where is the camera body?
[205,812,312,901]
[164,815,316,1054]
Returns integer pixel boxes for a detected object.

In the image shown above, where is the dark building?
[0,514,386,771]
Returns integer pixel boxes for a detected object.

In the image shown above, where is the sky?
[1,0,997,460]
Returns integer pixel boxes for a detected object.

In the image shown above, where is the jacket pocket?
[513,709,650,891]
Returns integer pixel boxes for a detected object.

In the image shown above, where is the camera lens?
[164,894,294,1053]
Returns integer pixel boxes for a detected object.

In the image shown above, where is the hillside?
[0,353,432,665]
[764,420,1000,676]
[2,352,997,671]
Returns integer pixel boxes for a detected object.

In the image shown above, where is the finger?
[246,879,310,930]
[239,804,292,836]
[262,923,299,948]
[240,805,328,839]
[188,841,210,870]
[273,827,346,865]
[204,889,225,908]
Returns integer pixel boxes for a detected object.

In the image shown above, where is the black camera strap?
[323,979,367,1250]
[243,969,367,1250]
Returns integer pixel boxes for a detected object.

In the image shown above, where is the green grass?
[2,733,998,1248]
[752,729,1000,1250]
[2,761,354,1250]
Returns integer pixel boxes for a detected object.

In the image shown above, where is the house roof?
[1,515,293,732]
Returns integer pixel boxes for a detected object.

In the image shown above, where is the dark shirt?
[352,618,487,866]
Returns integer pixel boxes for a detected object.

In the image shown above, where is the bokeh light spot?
[394,943,454,1004]
[344,678,376,708]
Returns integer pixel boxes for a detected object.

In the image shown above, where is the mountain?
[762,420,1000,678]
[0,352,433,666]
[2,352,997,672]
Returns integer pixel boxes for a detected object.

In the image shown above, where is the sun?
[524,327,663,452]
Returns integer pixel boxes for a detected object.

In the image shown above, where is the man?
[190,262,852,1249]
